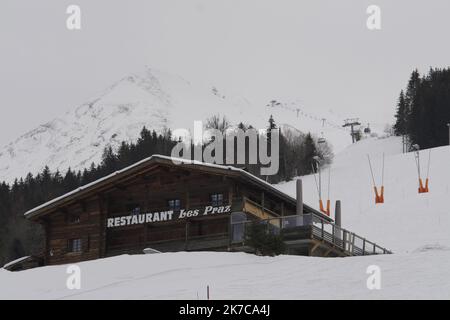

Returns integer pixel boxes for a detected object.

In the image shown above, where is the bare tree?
[205,114,231,135]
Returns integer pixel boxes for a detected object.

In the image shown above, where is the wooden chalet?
[16,155,390,269]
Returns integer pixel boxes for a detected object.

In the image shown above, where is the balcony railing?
[230,213,392,256]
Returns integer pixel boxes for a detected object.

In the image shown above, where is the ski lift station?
[6,155,391,271]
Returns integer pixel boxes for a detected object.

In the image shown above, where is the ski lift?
[318,132,326,144]
[367,153,385,204]
[364,123,371,134]
[312,157,331,216]
[412,145,431,194]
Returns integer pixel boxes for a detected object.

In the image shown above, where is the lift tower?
[343,118,361,143]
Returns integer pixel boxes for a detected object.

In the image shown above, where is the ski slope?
[277,136,450,253]
[2,136,450,299]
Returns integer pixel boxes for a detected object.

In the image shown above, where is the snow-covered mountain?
[0,67,354,183]
[0,67,254,182]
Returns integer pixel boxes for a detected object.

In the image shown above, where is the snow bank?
[1,251,450,299]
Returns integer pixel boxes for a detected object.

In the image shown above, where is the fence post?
[332,224,335,244]
[351,234,355,254]
[343,230,347,251]
[362,238,366,255]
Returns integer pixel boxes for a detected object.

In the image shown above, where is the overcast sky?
[1,0,450,146]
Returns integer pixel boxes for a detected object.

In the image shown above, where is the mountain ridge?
[0,67,353,183]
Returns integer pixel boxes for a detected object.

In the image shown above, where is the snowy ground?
[2,136,450,299]
[1,251,449,300]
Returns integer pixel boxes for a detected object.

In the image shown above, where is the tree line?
[0,116,332,265]
[394,68,450,149]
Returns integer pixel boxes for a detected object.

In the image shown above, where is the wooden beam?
[261,192,265,212]
[228,184,234,206]
[185,190,190,209]
[97,194,107,258]
[310,241,322,255]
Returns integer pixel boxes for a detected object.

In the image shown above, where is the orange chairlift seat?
[413,145,431,194]
[367,153,385,204]
[312,157,331,216]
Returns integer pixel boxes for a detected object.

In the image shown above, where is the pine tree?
[302,133,317,174]
[394,90,407,135]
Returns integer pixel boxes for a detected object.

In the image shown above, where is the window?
[131,207,141,215]
[168,199,181,211]
[126,203,141,215]
[67,214,80,224]
[68,239,82,253]
[211,193,224,206]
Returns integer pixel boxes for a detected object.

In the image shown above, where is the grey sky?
[1,0,450,146]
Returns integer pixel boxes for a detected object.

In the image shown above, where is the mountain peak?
[0,68,253,183]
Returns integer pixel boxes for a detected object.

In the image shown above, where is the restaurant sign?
[107,205,232,228]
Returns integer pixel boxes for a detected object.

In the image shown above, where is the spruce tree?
[394,90,407,135]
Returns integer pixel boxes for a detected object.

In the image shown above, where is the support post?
[185,220,189,250]
[335,200,341,227]
[447,123,450,146]
[296,179,303,215]
[335,200,342,243]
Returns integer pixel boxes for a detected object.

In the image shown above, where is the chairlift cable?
[415,150,421,180]
[426,149,432,179]
[367,155,376,187]
[318,164,322,200]
[327,166,331,200]
[312,163,320,198]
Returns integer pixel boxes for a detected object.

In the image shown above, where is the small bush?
[245,222,286,256]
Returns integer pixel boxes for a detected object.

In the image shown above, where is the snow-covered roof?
[24,154,329,220]
[2,256,31,270]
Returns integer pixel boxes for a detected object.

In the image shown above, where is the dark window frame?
[67,238,82,253]
[167,199,181,211]
[67,214,81,225]
[210,193,224,206]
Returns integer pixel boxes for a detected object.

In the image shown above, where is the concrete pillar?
[335,200,342,242]
[335,200,341,227]
[296,179,303,215]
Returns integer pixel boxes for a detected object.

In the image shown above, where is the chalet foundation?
[7,155,390,270]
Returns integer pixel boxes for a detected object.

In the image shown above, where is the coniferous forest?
[394,68,450,149]
[0,117,329,265]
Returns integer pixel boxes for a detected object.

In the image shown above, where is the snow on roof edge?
[2,256,31,269]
